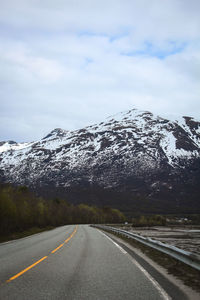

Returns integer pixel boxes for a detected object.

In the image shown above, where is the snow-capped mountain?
[1,108,200,213]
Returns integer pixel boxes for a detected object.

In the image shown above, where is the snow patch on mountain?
[0,141,34,153]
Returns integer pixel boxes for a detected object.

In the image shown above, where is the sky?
[0,0,200,142]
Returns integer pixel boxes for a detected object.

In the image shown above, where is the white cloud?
[1,47,63,83]
[0,0,199,141]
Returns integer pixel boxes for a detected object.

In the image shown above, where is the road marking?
[51,243,64,253]
[6,256,48,283]
[51,225,77,253]
[129,257,171,300]
[99,230,171,300]
[99,230,127,254]
[6,225,78,283]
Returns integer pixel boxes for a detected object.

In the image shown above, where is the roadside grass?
[0,226,55,243]
[103,228,200,293]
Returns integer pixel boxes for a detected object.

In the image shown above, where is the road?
[0,225,187,300]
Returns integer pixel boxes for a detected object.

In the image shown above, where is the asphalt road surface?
[0,225,187,300]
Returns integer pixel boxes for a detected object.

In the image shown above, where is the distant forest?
[0,184,125,237]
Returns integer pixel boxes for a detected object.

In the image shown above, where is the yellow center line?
[51,243,64,253]
[52,225,78,253]
[6,256,48,283]
[6,225,78,283]
[65,237,71,243]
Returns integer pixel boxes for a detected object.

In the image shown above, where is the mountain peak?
[42,128,68,140]
[107,108,157,123]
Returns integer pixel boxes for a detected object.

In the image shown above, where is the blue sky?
[121,40,188,59]
[0,0,200,141]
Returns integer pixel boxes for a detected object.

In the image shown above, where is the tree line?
[0,184,125,237]
[132,214,166,227]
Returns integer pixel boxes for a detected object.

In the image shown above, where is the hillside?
[1,108,200,214]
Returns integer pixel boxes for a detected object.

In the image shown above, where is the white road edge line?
[99,230,171,300]
[99,230,127,254]
[128,256,171,300]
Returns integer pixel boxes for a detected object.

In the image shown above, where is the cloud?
[0,0,199,141]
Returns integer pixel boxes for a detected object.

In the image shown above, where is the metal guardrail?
[91,225,200,271]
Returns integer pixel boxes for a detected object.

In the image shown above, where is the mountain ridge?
[0,108,200,214]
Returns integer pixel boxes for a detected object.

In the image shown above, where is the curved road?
[0,225,186,299]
